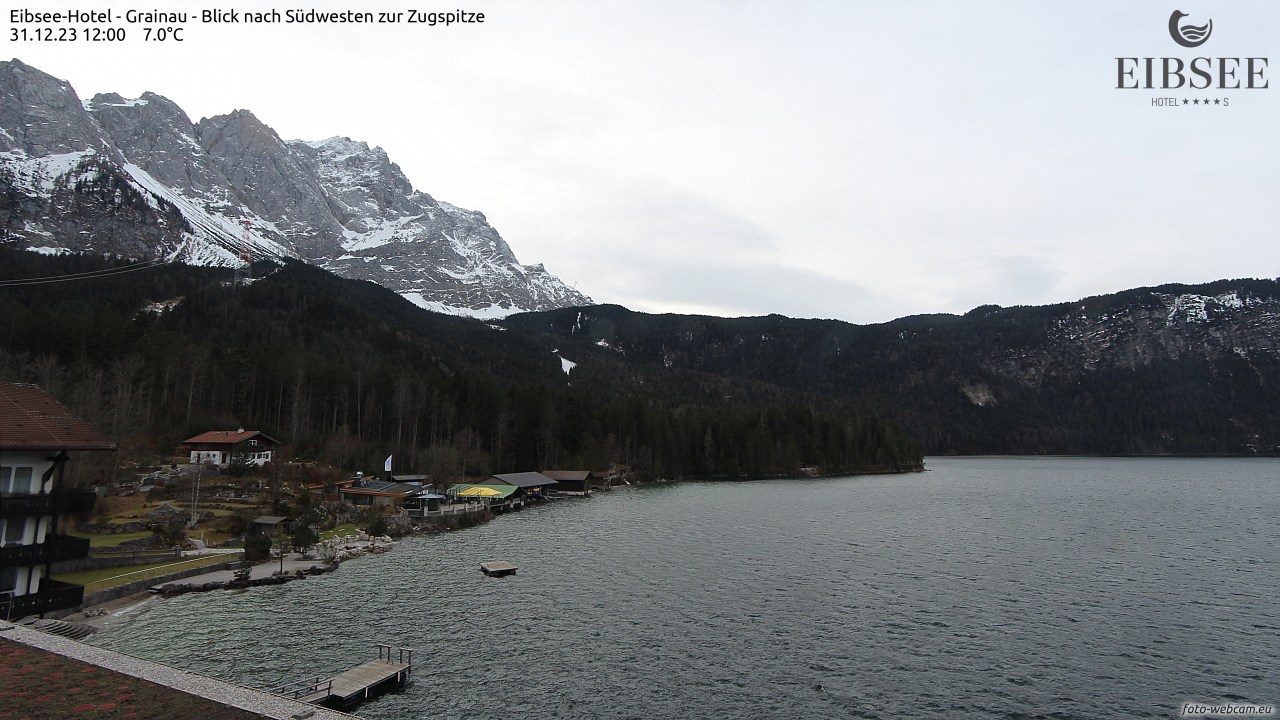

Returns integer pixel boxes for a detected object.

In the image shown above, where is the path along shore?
[63,535,394,630]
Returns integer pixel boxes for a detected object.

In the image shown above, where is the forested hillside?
[0,249,921,479]
[506,282,1280,455]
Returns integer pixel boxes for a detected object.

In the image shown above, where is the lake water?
[90,457,1280,719]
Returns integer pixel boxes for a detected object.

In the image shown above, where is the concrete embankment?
[1,622,361,720]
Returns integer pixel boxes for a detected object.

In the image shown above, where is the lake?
[90,457,1280,719]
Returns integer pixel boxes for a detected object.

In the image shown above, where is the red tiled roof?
[0,382,116,451]
[181,430,279,446]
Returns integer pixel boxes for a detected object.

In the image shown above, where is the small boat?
[480,561,518,577]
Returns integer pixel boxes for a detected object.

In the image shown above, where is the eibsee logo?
[1116,9,1268,105]
[1168,10,1211,48]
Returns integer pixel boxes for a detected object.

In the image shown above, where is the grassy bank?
[55,554,242,594]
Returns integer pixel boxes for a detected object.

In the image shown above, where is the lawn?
[73,496,266,549]
[0,638,268,720]
[54,554,239,593]
[64,529,156,548]
[320,522,361,540]
[87,496,164,521]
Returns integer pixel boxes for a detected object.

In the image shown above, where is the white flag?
[384,455,393,472]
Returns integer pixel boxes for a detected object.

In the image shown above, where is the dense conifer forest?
[508,282,1280,456]
[0,249,922,479]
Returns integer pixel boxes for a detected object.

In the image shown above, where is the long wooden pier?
[275,645,412,708]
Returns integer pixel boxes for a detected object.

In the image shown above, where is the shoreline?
[66,590,159,629]
[62,535,395,627]
[66,476,905,625]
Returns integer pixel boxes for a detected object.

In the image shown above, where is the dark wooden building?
[541,470,596,496]
[483,472,559,501]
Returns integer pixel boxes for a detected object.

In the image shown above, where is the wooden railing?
[377,644,413,665]
[271,676,333,700]
[405,502,485,518]
[79,552,243,594]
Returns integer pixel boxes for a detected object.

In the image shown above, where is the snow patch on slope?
[84,97,149,110]
[400,293,530,319]
[1165,291,1248,325]
[340,214,424,252]
[559,356,577,375]
[26,246,72,256]
[119,163,295,264]
[0,149,97,193]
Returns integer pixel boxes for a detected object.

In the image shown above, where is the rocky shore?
[153,533,395,597]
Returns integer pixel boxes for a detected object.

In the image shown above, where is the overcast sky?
[16,0,1280,323]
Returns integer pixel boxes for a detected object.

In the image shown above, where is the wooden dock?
[480,560,518,577]
[276,645,412,708]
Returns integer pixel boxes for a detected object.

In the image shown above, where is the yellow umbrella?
[457,486,504,497]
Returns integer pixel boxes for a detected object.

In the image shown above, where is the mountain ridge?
[502,277,1280,455]
[0,242,1273,466]
[0,58,590,318]
[0,247,918,479]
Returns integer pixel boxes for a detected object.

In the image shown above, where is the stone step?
[33,618,97,641]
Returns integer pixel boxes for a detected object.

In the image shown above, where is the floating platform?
[480,561,518,577]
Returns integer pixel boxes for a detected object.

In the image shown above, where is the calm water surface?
[91,457,1280,719]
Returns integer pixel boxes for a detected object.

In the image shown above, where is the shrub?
[290,523,319,555]
[243,534,272,562]
[360,508,389,537]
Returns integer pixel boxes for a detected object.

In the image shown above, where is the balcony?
[0,579,85,619]
[0,490,98,518]
[0,535,92,565]
[59,490,98,514]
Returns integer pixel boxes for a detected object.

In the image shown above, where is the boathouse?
[542,470,595,496]
[449,483,514,501]
[448,482,518,512]
[482,472,558,500]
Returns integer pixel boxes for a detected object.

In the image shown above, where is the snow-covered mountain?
[0,59,590,317]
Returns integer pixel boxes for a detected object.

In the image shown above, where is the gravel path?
[175,552,334,584]
[0,622,363,720]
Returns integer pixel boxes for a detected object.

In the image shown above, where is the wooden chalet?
[181,429,280,467]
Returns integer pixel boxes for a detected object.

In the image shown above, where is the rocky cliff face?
[943,287,1280,402]
[0,59,590,317]
[1049,289,1280,370]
